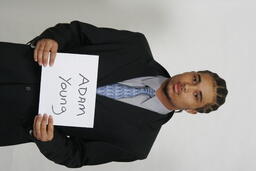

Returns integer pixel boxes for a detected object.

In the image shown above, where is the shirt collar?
[141,76,173,114]
[141,75,168,91]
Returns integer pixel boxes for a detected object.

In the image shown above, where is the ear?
[185,109,198,114]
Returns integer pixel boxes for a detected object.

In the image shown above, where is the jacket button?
[25,86,31,91]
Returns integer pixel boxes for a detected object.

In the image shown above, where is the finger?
[34,44,38,62]
[41,114,48,140]
[47,115,54,140]
[34,40,44,59]
[37,41,45,66]
[49,47,57,67]
[33,115,38,138]
[34,41,43,63]
[36,114,43,139]
[42,43,52,67]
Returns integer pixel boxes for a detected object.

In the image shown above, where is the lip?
[173,82,180,94]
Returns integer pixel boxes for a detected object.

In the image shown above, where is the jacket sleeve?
[30,21,146,167]
[28,20,145,51]
[32,128,138,168]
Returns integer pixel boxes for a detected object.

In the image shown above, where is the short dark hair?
[195,70,228,113]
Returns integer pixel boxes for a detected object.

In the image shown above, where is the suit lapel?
[97,95,174,128]
[97,58,170,87]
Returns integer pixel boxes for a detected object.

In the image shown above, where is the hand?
[34,39,58,67]
[33,114,54,142]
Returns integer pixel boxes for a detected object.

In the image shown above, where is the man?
[0,21,228,168]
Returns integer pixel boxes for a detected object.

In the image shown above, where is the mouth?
[173,82,181,95]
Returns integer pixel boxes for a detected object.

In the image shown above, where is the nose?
[183,83,197,93]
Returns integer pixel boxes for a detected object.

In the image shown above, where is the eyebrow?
[199,91,203,102]
[197,73,202,102]
[198,74,201,83]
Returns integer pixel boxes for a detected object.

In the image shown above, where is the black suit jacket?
[26,21,174,168]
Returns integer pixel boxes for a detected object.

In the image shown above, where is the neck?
[156,79,178,111]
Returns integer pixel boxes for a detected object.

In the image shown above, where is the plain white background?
[0,0,255,170]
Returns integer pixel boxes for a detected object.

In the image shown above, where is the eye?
[193,92,198,100]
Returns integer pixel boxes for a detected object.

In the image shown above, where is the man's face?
[163,71,216,112]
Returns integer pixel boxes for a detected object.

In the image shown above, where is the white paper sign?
[38,53,99,128]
